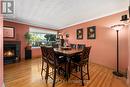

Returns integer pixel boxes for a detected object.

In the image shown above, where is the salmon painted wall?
[128,24,130,86]
[0,11,3,87]
[59,11,128,71]
[32,48,42,58]
[4,21,29,59]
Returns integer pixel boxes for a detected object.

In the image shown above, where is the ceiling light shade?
[111,24,124,31]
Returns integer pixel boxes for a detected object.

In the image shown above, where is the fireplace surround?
[4,41,21,64]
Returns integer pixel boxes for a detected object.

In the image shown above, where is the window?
[29,27,57,47]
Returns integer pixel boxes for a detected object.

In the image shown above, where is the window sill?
[32,47,40,49]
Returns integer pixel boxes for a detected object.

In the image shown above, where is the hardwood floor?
[4,58,128,87]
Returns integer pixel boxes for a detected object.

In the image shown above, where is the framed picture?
[87,26,96,39]
[3,26,15,38]
[76,28,83,39]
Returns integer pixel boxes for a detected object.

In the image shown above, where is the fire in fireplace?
[4,49,15,57]
[4,41,21,64]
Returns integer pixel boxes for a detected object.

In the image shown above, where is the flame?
[4,50,15,57]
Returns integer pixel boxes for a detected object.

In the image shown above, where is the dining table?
[54,47,83,80]
[54,47,83,57]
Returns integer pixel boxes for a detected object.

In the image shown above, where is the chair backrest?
[77,44,86,49]
[41,46,47,58]
[46,46,56,66]
[52,44,58,48]
[70,44,76,48]
[61,39,64,47]
[81,46,91,60]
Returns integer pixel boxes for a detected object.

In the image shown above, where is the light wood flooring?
[4,58,128,87]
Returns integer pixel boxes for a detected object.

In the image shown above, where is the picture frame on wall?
[3,26,15,38]
[76,28,83,39]
[87,26,96,39]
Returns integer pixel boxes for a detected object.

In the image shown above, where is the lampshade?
[111,24,124,31]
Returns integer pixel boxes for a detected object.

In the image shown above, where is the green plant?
[44,34,56,41]
[24,32,32,45]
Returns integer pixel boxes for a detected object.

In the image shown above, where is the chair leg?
[79,66,80,71]
[68,59,71,77]
[87,63,90,80]
[58,67,61,75]
[64,63,68,81]
[45,64,49,83]
[53,68,56,87]
[75,65,78,72]
[41,60,44,77]
[80,66,84,86]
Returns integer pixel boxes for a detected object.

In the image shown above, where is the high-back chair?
[71,46,91,86]
[41,46,48,77]
[45,47,67,87]
[71,44,86,64]
[70,44,76,48]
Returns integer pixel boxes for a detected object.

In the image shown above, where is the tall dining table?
[54,47,83,57]
[54,47,83,80]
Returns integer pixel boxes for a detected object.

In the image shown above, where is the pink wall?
[0,11,3,87]
[128,24,130,86]
[59,11,128,71]
[32,48,42,58]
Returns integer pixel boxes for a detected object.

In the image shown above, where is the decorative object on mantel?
[3,26,15,38]
[111,24,125,77]
[76,28,83,39]
[87,26,96,39]
[24,32,32,50]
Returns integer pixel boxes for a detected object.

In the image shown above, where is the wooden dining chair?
[71,46,91,86]
[52,44,59,48]
[70,44,76,48]
[71,44,86,70]
[45,47,67,87]
[41,46,48,78]
[77,44,86,49]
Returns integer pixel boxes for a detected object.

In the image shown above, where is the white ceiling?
[4,0,128,30]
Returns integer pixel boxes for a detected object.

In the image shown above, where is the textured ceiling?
[4,0,128,29]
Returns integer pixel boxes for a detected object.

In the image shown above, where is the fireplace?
[4,41,21,64]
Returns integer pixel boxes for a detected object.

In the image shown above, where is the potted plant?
[24,32,32,50]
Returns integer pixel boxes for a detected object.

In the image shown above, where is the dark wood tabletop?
[54,48,83,57]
